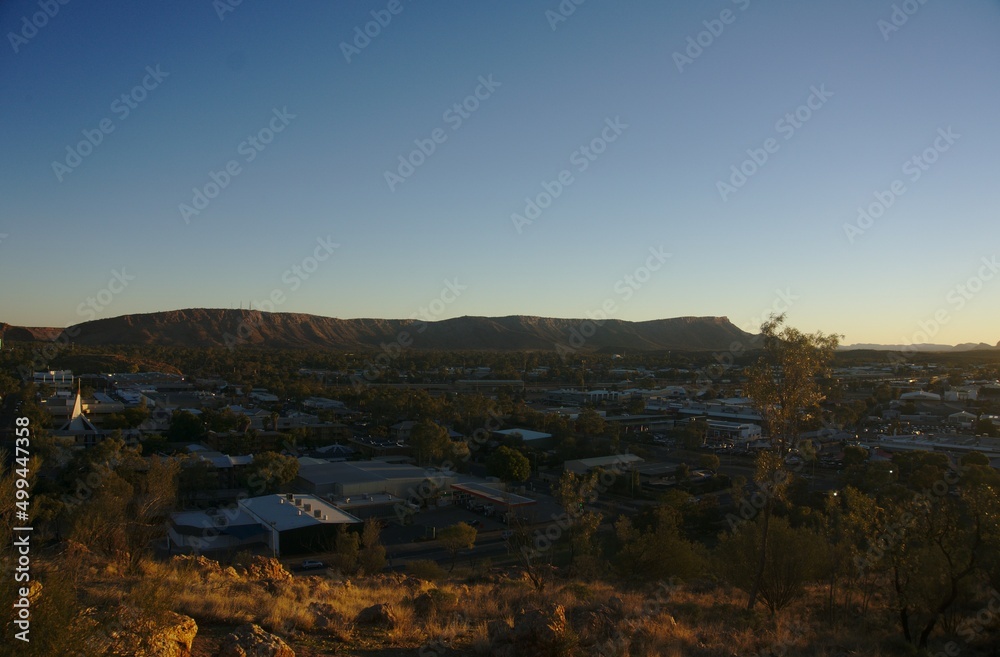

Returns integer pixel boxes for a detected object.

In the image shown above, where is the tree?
[682,419,709,449]
[409,418,452,466]
[614,506,705,581]
[742,314,839,611]
[167,410,204,442]
[358,518,387,575]
[487,446,530,485]
[842,445,869,467]
[699,453,720,472]
[716,515,826,616]
[122,405,150,428]
[553,471,604,567]
[576,407,606,437]
[438,522,477,573]
[961,450,990,467]
[242,451,298,494]
[330,525,360,574]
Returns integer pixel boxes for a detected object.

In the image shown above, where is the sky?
[1,0,999,347]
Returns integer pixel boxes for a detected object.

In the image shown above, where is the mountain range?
[0,309,757,352]
[2,309,996,353]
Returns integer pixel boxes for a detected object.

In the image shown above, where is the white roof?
[240,494,361,531]
[496,428,552,442]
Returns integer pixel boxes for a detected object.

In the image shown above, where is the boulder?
[146,612,198,657]
[354,603,397,629]
[512,604,569,655]
[98,609,198,657]
[217,623,294,657]
[243,556,292,582]
[308,602,346,629]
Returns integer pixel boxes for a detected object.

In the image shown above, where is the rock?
[308,602,346,629]
[217,623,294,657]
[243,556,292,582]
[354,603,397,629]
[171,554,223,581]
[411,592,436,619]
[147,612,198,657]
[98,609,198,657]
[512,603,568,655]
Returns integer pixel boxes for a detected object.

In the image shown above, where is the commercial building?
[169,493,362,556]
[296,460,454,500]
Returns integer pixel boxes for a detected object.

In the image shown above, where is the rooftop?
[240,494,361,531]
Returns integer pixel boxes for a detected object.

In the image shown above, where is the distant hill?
[0,323,62,343]
[840,342,999,352]
[0,309,757,352]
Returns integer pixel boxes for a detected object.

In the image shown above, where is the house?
[389,421,416,442]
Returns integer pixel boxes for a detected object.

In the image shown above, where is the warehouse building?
[169,493,362,556]
[295,460,456,500]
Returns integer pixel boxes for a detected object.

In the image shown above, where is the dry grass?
[72,555,931,657]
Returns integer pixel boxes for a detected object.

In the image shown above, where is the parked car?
[299,560,325,570]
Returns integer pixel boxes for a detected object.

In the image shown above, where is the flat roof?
[170,509,267,539]
[495,428,552,442]
[565,454,644,472]
[451,482,536,507]
[297,460,431,487]
[240,494,361,531]
[329,492,402,508]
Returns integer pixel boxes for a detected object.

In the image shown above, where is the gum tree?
[743,314,839,611]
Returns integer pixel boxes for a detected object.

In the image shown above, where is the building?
[899,391,942,402]
[327,492,405,521]
[705,420,762,443]
[547,389,621,405]
[296,460,454,500]
[168,493,362,556]
[51,388,110,446]
[33,370,74,390]
[564,453,644,476]
[494,428,554,447]
[450,481,537,522]
[389,421,416,442]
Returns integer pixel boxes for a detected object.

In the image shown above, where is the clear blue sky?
[2,0,998,346]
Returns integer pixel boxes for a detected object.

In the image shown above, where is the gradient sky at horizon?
[1,0,998,346]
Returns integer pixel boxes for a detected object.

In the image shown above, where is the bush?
[407,559,447,581]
